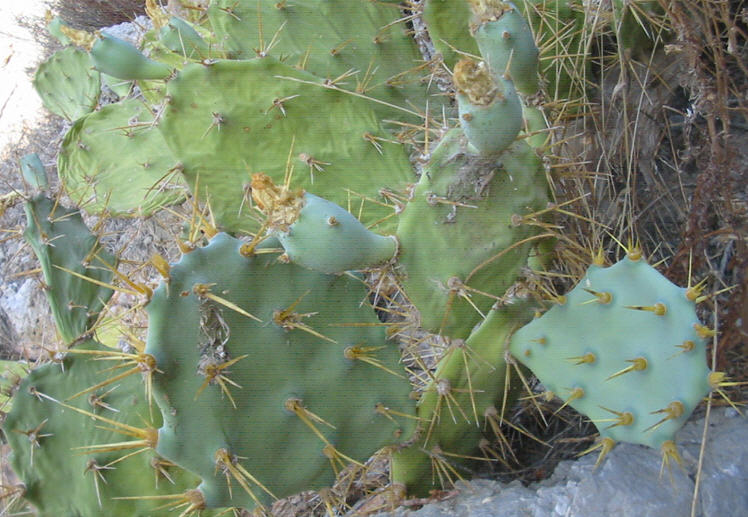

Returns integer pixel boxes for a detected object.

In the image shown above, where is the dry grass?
[51,0,145,29]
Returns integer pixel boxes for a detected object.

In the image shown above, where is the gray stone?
[100,16,152,46]
[0,278,55,357]
[371,409,747,517]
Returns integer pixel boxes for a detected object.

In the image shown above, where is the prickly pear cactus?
[58,98,188,216]
[33,47,100,121]
[145,233,416,510]
[3,341,207,516]
[509,255,713,461]
[4,1,723,513]
[23,194,116,344]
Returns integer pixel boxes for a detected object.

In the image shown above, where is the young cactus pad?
[23,195,115,344]
[453,58,523,157]
[145,233,416,510]
[508,257,712,452]
[251,173,398,274]
[470,0,540,95]
[90,32,172,80]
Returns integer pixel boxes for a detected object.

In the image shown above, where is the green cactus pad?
[392,300,534,495]
[137,22,224,107]
[2,341,205,516]
[23,195,116,344]
[159,16,210,58]
[273,191,398,274]
[472,1,540,95]
[422,0,480,68]
[91,32,172,80]
[33,47,100,121]
[157,58,413,233]
[396,129,548,338]
[145,233,416,510]
[207,0,437,119]
[20,153,48,190]
[509,257,712,449]
[453,59,523,157]
[58,98,188,216]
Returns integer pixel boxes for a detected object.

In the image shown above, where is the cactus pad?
[250,173,398,274]
[157,58,414,233]
[58,98,188,216]
[392,300,534,495]
[207,0,434,116]
[33,47,100,121]
[91,32,172,80]
[23,195,116,344]
[145,233,416,510]
[396,130,548,338]
[471,1,540,95]
[509,257,713,449]
[2,341,204,516]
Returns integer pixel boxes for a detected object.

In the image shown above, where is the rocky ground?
[372,408,747,517]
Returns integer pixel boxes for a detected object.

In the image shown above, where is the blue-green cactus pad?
[509,257,712,448]
[146,233,416,509]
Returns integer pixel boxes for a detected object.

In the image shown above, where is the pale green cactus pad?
[157,58,414,233]
[58,98,188,216]
[509,257,713,450]
[33,47,100,121]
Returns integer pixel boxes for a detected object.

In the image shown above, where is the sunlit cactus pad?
[207,0,431,112]
[33,46,100,121]
[58,98,187,216]
[158,58,414,233]
[509,256,712,449]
